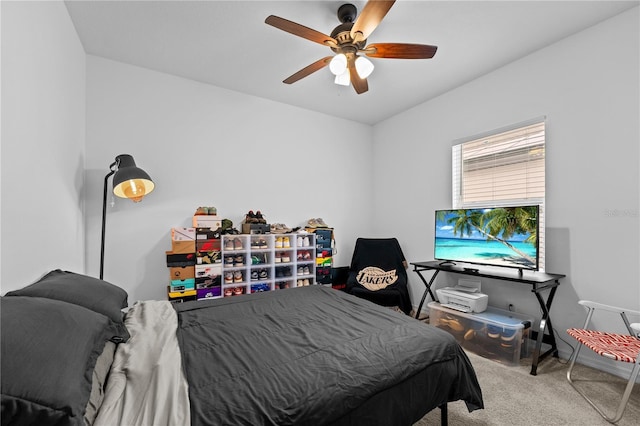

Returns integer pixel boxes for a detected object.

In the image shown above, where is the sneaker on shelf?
[234,255,244,267]
[224,238,234,251]
[297,266,304,275]
[297,236,303,247]
[275,268,283,278]
[224,271,233,284]
[224,288,233,297]
[271,223,292,234]
[303,251,311,261]
[283,236,291,248]
[254,211,267,224]
[297,279,303,287]
[244,210,257,224]
[233,271,243,283]
[251,270,259,281]
[224,256,234,266]
[259,269,268,279]
[251,239,261,249]
[233,237,243,250]
[315,218,329,228]
[283,266,292,277]
[251,255,261,265]
[274,252,282,263]
[303,266,310,275]
[281,252,291,263]
[297,252,303,261]
[233,286,243,296]
[303,279,310,286]
[275,237,283,249]
[194,207,208,215]
[259,238,268,249]
[303,236,310,247]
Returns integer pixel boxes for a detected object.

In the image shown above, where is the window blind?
[452,120,546,269]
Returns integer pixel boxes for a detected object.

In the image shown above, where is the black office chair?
[345,238,412,315]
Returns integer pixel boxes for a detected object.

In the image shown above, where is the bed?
[1,270,483,426]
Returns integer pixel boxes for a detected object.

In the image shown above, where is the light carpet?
[414,350,640,426]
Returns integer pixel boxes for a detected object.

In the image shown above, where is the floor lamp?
[100,154,155,280]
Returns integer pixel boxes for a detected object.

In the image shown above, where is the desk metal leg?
[413,269,440,319]
[529,283,559,375]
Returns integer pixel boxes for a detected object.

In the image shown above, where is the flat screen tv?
[434,205,540,271]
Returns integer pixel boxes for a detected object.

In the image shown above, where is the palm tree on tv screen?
[443,206,538,265]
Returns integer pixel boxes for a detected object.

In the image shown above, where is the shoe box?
[195,228,222,265]
[166,252,196,267]
[192,214,222,230]
[241,223,271,234]
[170,266,195,281]
[170,278,195,292]
[168,288,197,303]
[428,302,533,366]
[315,248,333,284]
[195,265,222,300]
[313,230,333,284]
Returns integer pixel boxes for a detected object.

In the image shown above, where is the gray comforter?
[174,286,483,425]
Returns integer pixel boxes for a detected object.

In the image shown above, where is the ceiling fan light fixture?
[355,56,374,79]
[329,53,348,75]
[334,69,351,86]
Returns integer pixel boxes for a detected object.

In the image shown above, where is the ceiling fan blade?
[283,56,333,84]
[364,43,438,59]
[265,15,337,47]
[350,0,396,43]
[347,55,369,94]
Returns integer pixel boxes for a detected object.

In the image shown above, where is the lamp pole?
[100,160,118,280]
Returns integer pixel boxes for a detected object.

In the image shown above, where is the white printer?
[436,280,488,313]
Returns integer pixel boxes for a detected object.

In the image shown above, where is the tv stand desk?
[411,260,565,375]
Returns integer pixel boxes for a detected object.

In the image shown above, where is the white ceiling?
[64,0,638,125]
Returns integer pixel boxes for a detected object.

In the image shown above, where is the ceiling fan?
[265,0,438,95]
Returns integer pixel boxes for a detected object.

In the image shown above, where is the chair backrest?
[347,238,408,291]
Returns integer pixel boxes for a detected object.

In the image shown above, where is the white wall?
[1,0,86,292]
[373,7,639,375]
[85,56,373,303]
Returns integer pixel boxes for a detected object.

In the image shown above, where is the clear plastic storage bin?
[428,301,533,366]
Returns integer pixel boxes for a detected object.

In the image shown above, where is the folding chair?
[566,300,640,424]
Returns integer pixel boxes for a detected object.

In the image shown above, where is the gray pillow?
[1,296,121,426]
[5,269,129,342]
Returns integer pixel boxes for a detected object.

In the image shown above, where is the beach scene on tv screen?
[434,207,539,269]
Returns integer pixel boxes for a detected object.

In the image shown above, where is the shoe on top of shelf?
[271,223,292,234]
[195,206,217,215]
[254,211,267,224]
[306,218,329,228]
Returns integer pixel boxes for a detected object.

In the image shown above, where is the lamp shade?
[355,56,374,79]
[112,154,155,203]
[329,53,348,76]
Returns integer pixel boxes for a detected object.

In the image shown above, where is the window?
[452,119,546,270]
